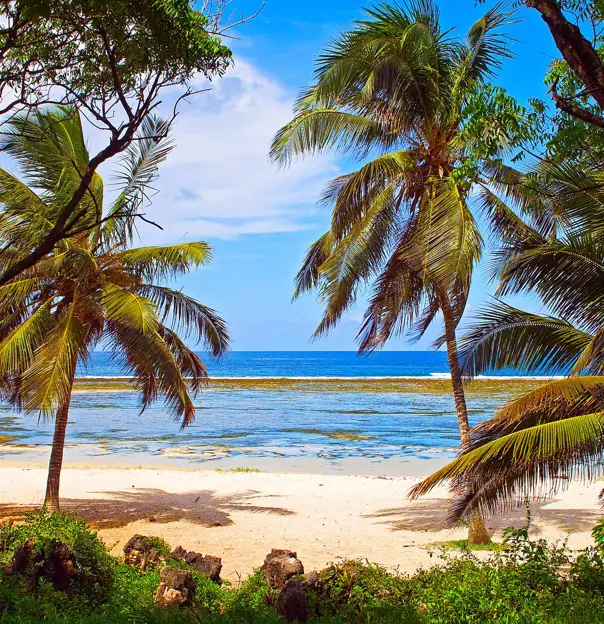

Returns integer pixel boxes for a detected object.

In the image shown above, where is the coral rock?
[277,579,309,623]
[261,549,304,589]
[171,546,223,583]
[154,566,195,607]
[123,535,165,570]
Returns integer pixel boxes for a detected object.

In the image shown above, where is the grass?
[426,539,507,552]
[216,467,261,473]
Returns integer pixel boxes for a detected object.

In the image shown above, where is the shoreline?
[0,465,600,580]
[0,453,453,477]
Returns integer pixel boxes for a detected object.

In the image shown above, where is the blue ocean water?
[1,352,545,472]
[77,350,528,379]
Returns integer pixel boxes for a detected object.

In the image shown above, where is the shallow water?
[0,351,553,470]
[0,382,521,468]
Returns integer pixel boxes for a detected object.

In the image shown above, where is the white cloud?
[131,59,340,242]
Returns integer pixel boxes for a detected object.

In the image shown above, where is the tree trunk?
[44,373,76,513]
[440,292,491,545]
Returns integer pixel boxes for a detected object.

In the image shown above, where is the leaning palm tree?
[410,159,604,522]
[0,107,230,511]
[270,0,521,542]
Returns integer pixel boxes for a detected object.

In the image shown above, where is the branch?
[527,0,604,111]
[551,79,604,129]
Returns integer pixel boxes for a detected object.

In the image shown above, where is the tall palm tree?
[270,0,520,543]
[0,107,230,511]
[410,160,604,521]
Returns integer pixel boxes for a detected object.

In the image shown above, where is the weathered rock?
[261,549,304,589]
[171,546,222,583]
[9,538,77,591]
[186,553,222,583]
[10,538,37,575]
[154,566,195,607]
[43,542,77,591]
[171,546,187,560]
[300,570,319,588]
[277,579,309,623]
[123,535,165,570]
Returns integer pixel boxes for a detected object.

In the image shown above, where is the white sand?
[0,465,601,581]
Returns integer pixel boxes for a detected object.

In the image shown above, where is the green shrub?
[310,560,414,622]
[0,510,114,606]
[592,518,604,550]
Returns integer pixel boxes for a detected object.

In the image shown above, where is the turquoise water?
[0,352,539,469]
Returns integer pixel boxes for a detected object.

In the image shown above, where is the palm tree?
[270,1,520,543]
[410,159,604,522]
[0,107,230,511]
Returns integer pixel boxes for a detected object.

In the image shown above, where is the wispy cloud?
[131,59,338,243]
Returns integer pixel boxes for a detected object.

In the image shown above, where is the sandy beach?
[1,463,601,582]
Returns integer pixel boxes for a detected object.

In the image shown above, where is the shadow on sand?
[0,488,296,529]
[363,498,602,534]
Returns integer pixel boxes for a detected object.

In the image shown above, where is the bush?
[310,560,416,622]
[3,512,604,623]
[0,510,114,606]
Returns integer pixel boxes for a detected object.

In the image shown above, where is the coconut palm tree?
[270,0,523,543]
[410,159,604,522]
[0,107,230,511]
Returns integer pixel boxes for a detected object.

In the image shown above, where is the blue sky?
[136,0,559,351]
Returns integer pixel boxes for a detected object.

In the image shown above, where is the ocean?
[0,351,550,474]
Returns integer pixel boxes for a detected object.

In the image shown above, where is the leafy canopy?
[0,106,230,425]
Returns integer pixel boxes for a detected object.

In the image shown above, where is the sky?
[98,1,561,351]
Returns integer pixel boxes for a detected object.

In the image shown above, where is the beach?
[1,463,601,581]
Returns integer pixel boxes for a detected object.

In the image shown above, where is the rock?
[277,579,309,623]
[171,546,187,560]
[300,570,319,588]
[123,535,165,570]
[171,546,222,583]
[10,538,37,575]
[43,542,77,591]
[261,549,304,589]
[186,553,222,583]
[154,566,195,607]
[9,538,77,591]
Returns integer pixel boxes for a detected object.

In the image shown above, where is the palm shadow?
[363,498,601,534]
[0,488,295,529]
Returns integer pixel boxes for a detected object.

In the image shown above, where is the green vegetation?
[0,0,233,287]
[271,0,539,545]
[411,123,604,520]
[0,107,229,512]
[426,539,506,552]
[216,467,262,473]
[4,514,604,623]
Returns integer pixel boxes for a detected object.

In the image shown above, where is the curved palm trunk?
[440,292,491,545]
[44,367,76,513]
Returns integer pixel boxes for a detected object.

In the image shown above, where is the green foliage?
[592,519,604,550]
[0,106,229,426]
[271,0,532,356]
[3,518,604,623]
[310,560,413,621]
[0,510,114,606]
[0,0,232,114]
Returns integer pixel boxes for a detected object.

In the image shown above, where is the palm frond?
[459,300,592,377]
[136,284,230,356]
[410,411,604,520]
[116,242,213,281]
[18,300,89,416]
